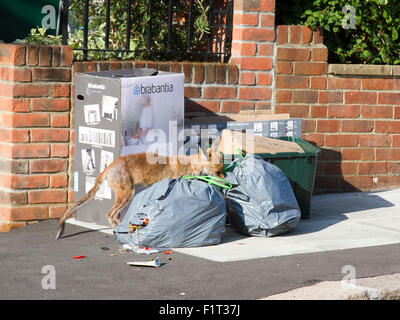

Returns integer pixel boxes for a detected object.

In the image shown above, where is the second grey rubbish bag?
[113,177,226,248]
[224,154,301,237]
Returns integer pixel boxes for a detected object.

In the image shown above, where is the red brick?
[392,162,400,173]
[312,47,328,61]
[227,65,239,84]
[276,48,310,61]
[60,46,73,67]
[277,25,288,44]
[373,176,400,189]
[240,72,256,85]
[0,129,29,143]
[342,120,374,133]
[12,84,50,97]
[51,114,70,128]
[301,26,313,44]
[317,120,341,133]
[345,92,377,104]
[29,189,67,204]
[49,206,68,219]
[359,135,391,147]
[256,102,271,110]
[341,176,373,189]
[216,64,227,84]
[289,26,302,44]
[31,98,70,111]
[393,135,400,147]
[238,87,271,100]
[184,100,220,113]
[27,46,39,66]
[313,27,324,44]
[310,77,327,89]
[0,98,30,112]
[294,62,327,75]
[359,162,391,175]
[32,68,71,82]
[276,61,292,74]
[51,144,69,158]
[327,105,360,118]
[184,86,201,98]
[325,134,358,147]
[221,101,254,113]
[0,113,49,128]
[362,78,395,90]
[0,221,26,232]
[232,43,257,56]
[328,77,361,90]
[292,90,318,103]
[376,149,400,161]
[375,121,400,133]
[202,87,237,99]
[361,105,393,119]
[0,206,48,221]
[39,46,52,66]
[324,162,358,175]
[342,148,374,161]
[233,13,259,26]
[275,90,291,103]
[193,64,204,84]
[50,174,68,188]
[234,0,275,12]
[1,174,49,189]
[241,57,273,71]
[395,107,400,119]
[378,93,400,105]
[307,133,325,146]
[276,75,308,89]
[319,91,343,104]
[275,105,309,118]
[0,44,26,65]
[204,64,215,83]
[310,105,327,118]
[257,73,272,85]
[260,14,275,27]
[302,119,316,133]
[233,28,275,42]
[0,67,31,82]
[9,144,50,159]
[30,159,68,173]
[31,129,70,142]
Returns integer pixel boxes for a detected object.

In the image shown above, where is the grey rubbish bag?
[224,154,301,237]
[113,177,227,248]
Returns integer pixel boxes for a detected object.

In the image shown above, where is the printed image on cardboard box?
[81,148,96,174]
[84,104,101,124]
[101,95,119,121]
[120,77,184,156]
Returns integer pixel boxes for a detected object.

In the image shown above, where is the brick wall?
[0,44,73,231]
[275,25,400,193]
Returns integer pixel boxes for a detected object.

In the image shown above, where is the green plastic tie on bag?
[182,175,233,190]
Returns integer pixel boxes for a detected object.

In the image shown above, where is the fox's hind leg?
[105,163,134,228]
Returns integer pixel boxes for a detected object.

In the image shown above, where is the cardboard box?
[74,69,184,226]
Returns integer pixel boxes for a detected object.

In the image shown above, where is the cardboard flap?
[219,129,305,155]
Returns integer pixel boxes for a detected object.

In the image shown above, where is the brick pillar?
[0,44,73,231]
[228,0,275,112]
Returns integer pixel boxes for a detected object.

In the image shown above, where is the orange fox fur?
[56,146,223,239]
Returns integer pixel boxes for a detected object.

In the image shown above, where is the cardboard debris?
[219,129,305,155]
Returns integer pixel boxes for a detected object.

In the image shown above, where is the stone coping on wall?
[328,64,400,77]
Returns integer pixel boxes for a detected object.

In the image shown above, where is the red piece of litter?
[73,255,86,259]
[164,251,173,255]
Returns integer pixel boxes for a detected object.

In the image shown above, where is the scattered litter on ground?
[163,250,173,255]
[100,247,109,251]
[126,257,161,268]
[109,253,117,256]
[120,243,161,255]
[73,255,86,259]
[180,292,186,296]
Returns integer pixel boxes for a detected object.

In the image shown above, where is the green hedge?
[276,0,400,65]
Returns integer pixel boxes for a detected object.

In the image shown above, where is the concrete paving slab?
[67,188,400,262]
[260,273,400,300]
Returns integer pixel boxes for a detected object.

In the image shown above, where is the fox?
[55,142,223,239]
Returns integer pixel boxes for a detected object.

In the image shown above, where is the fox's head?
[190,136,224,178]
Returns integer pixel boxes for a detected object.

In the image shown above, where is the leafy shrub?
[276,0,400,65]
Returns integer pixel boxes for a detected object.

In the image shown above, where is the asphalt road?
[1,219,400,300]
